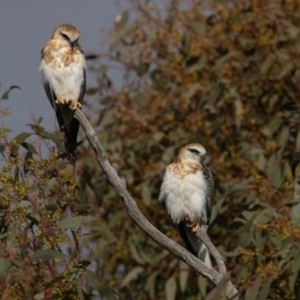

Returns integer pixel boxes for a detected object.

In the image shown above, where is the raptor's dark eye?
[189,148,200,155]
[60,32,69,40]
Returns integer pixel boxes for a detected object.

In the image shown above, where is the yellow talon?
[75,101,82,108]
[187,221,201,232]
[55,98,81,110]
[70,101,81,110]
[55,97,68,105]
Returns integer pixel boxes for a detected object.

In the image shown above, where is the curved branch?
[196,225,227,275]
[74,109,239,299]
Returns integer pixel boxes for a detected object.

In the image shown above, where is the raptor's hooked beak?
[70,40,79,50]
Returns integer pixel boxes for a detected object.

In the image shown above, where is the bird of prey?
[40,23,86,156]
[159,143,214,267]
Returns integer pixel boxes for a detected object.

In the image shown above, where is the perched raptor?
[159,143,214,267]
[40,23,86,155]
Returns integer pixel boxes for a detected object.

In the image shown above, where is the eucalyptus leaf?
[58,216,98,229]
[0,258,13,274]
[86,270,118,300]
[21,142,37,154]
[121,266,144,288]
[258,282,271,300]
[10,132,31,145]
[165,276,177,300]
[31,249,67,260]
[245,276,261,300]
[141,183,151,206]
[178,260,189,293]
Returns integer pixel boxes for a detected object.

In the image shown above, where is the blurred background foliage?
[1,0,300,299]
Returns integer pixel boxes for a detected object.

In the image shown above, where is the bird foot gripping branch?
[184,216,201,232]
[187,221,201,232]
[55,97,69,105]
[55,98,82,110]
[69,100,82,110]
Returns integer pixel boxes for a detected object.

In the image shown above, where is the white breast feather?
[159,167,208,224]
[40,49,85,101]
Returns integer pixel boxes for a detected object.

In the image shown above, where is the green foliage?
[0,116,118,299]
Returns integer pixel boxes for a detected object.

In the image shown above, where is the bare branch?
[74,109,239,299]
[196,225,227,275]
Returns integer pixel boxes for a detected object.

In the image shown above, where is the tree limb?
[196,225,227,275]
[74,109,239,299]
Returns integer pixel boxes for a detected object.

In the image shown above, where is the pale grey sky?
[0,1,123,136]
